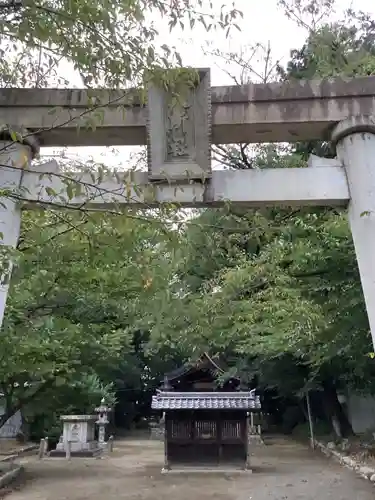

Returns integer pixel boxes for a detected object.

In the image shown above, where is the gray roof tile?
[151,391,261,410]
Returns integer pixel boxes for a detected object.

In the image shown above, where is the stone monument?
[50,415,101,457]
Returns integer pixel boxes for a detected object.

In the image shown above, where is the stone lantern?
[95,398,112,449]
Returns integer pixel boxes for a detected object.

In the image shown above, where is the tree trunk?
[322,379,354,438]
[0,407,16,429]
[0,379,55,430]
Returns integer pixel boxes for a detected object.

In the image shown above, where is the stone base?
[162,466,252,474]
[49,448,102,458]
[56,439,98,453]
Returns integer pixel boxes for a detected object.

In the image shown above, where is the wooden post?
[163,415,169,471]
[107,435,114,453]
[65,441,71,460]
[306,390,315,450]
[38,438,45,460]
[244,415,250,470]
[44,437,49,455]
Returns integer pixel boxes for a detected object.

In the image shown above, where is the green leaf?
[66,183,74,200]
[45,186,56,197]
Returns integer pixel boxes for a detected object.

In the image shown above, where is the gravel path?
[6,436,374,500]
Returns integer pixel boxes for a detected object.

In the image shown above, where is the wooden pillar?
[163,413,170,471]
[244,415,250,470]
[306,390,315,449]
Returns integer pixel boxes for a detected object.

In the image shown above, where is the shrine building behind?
[151,353,261,470]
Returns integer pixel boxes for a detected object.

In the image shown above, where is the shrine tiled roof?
[151,391,261,410]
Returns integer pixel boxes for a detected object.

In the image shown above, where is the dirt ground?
[6,436,375,500]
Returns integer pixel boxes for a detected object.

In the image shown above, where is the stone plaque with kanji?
[147,68,211,181]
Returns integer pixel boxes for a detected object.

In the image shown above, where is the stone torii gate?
[1,69,375,348]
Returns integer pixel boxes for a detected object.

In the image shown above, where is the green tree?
[147,2,375,438]
[0,0,246,436]
[0,208,177,433]
[0,0,242,87]
[278,1,375,159]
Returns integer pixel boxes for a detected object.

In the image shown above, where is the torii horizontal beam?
[1,75,375,147]
[18,159,349,209]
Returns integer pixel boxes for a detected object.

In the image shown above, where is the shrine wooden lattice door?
[165,411,247,466]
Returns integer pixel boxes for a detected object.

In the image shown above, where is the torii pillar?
[333,116,375,349]
[0,129,39,326]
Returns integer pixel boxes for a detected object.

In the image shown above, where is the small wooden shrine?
[151,353,261,470]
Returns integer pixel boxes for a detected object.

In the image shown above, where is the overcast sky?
[41,0,375,166]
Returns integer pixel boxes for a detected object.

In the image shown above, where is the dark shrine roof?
[162,352,234,382]
[151,390,261,411]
